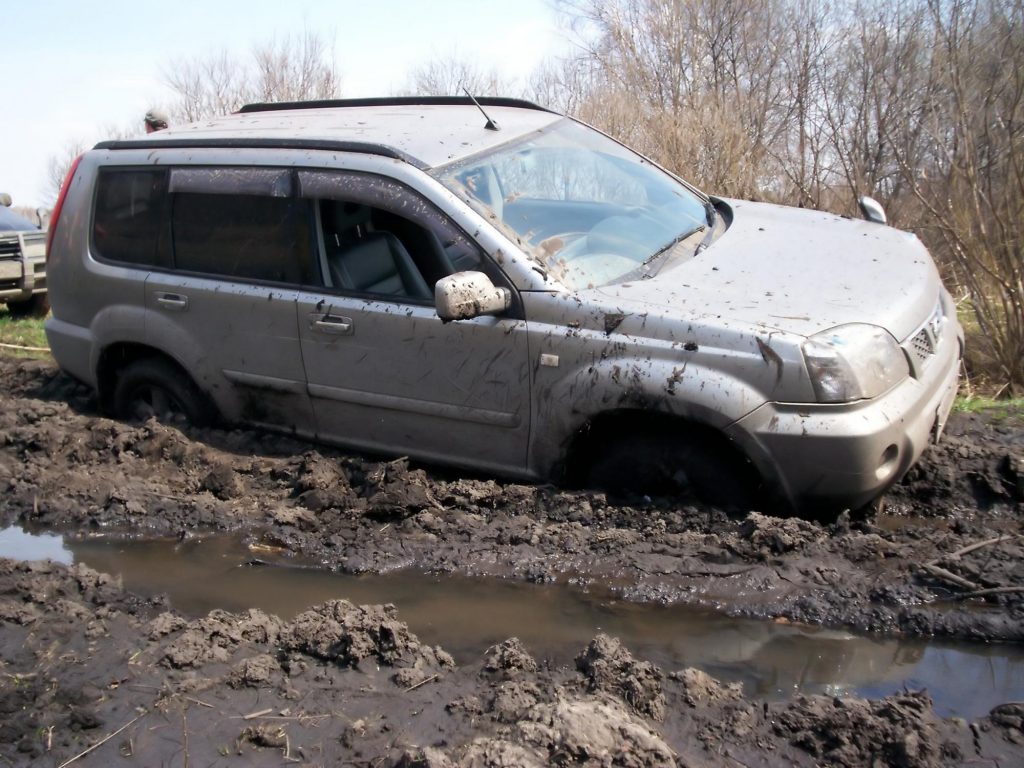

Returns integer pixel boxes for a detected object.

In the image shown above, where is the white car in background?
[0,195,49,317]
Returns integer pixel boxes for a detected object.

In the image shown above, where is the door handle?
[313,315,354,335]
[155,292,188,310]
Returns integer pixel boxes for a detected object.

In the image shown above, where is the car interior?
[319,200,460,301]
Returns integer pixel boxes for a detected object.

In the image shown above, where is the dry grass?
[0,308,50,359]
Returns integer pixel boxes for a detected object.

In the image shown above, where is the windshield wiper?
[643,222,706,268]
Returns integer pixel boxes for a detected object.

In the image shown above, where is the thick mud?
[2,557,1024,767]
[2,357,1022,642]
[1,355,1023,765]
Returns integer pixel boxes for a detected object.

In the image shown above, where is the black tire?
[6,293,50,318]
[583,431,759,513]
[112,358,214,427]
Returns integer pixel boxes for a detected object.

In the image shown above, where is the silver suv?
[44,97,963,514]
[0,197,48,317]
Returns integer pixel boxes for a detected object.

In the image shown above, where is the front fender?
[529,347,773,476]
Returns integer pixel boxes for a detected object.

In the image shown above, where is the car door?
[293,169,532,474]
[145,167,317,437]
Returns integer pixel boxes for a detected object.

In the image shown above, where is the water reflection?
[0,526,72,564]
[1,527,1021,718]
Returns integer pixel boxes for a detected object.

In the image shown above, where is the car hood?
[597,199,941,341]
[0,206,39,232]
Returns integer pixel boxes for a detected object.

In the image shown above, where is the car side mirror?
[435,271,511,321]
[858,195,887,225]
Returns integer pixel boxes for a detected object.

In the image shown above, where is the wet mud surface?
[2,356,1024,765]
[4,557,1024,767]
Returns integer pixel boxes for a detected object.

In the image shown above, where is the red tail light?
[46,153,84,255]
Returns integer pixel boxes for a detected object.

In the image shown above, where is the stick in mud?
[403,674,438,692]
[55,712,147,768]
[242,708,274,721]
[926,534,1018,567]
[918,562,980,591]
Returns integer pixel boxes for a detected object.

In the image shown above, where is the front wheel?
[113,358,214,427]
[583,432,760,513]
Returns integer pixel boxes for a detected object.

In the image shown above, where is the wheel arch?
[561,408,754,484]
[96,342,202,415]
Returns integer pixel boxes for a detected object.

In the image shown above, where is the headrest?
[329,201,371,234]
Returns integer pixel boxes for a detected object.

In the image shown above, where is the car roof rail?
[237,96,558,115]
[91,137,428,168]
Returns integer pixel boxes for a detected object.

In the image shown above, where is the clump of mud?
[576,633,666,720]
[279,599,454,687]
[773,692,952,767]
[890,412,1024,513]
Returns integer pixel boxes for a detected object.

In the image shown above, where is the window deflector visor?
[168,168,293,197]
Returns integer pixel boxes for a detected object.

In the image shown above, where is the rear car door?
[144,167,317,436]
[293,169,532,474]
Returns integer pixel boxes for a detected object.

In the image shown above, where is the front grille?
[904,300,946,377]
[0,238,20,258]
[909,327,934,363]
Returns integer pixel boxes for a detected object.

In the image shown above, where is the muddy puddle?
[3,525,1022,720]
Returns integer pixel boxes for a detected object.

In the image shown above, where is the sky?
[3,0,569,209]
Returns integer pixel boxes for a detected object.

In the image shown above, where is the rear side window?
[93,169,169,266]
[171,193,314,284]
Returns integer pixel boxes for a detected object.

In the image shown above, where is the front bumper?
[728,318,963,513]
[0,257,47,302]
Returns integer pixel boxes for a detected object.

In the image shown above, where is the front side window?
[171,193,314,284]
[299,171,500,304]
[93,169,169,267]
[433,119,709,290]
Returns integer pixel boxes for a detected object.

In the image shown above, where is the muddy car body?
[44,97,962,514]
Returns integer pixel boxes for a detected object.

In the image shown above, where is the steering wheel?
[536,231,588,261]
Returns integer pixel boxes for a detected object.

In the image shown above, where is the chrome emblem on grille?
[927,303,944,342]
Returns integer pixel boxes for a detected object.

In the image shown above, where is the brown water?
[2,525,1022,719]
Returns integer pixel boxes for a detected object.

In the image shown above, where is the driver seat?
[328,232,432,300]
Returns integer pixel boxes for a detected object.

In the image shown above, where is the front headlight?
[802,324,909,403]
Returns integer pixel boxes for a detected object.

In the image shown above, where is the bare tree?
[250,30,342,103]
[164,50,251,123]
[888,0,1024,392]
[552,0,794,196]
[43,122,141,208]
[163,29,341,122]
[44,140,87,208]
[405,54,513,97]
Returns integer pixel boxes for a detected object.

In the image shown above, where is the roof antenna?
[462,86,500,131]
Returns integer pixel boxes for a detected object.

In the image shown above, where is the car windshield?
[432,119,709,289]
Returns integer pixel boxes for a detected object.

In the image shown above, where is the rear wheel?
[582,430,760,513]
[113,358,213,427]
[6,293,50,318]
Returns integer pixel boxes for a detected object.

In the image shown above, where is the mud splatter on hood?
[599,199,942,341]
